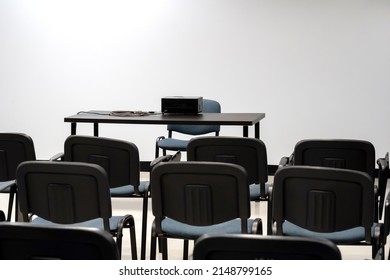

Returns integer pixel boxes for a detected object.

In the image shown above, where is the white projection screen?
[1,0,389,165]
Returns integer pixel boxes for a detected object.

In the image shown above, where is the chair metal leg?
[117,215,138,260]
[161,238,168,260]
[183,240,189,260]
[7,184,17,222]
[129,223,138,260]
[150,223,157,260]
[140,193,148,260]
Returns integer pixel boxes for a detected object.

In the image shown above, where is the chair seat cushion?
[161,218,255,239]
[31,216,123,232]
[110,180,149,196]
[158,138,189,151]
[282,220,377,244]
[249,183,271,200]
[0,180,15,193]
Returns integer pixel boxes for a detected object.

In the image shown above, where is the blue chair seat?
[158,138,189,151]
[282,220,378,244]
[161,218,256,240]
[32,216,124,232]
[109,181,149,196]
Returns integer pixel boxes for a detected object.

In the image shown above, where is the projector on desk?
[161,96,203,114]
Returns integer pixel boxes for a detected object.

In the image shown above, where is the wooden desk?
[64,111,266,138]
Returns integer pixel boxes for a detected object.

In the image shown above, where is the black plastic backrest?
[293,139,375,180]
[64,135,140,189]
[151,161,250,232]
[16,161,112,230]
[167,99,221,135]
[0,133,36,181]
[187,136,268,184]
[0,222,119,260]
[272,166,374,241]
[193,233,342,260]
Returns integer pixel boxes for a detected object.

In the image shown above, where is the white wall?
[1,0,390,165]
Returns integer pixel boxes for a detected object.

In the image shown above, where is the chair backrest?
[193,233,342,260]
[151,161,250,233]
[167,99,221,136]
[64,135,141,190]
[187,136,268,185]
[0,133,36,181]
[16,161,112,231]
[0,222,119,260]
[272,166,374,242]
[292,139,375,181]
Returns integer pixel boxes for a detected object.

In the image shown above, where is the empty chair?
[0,133,36,221]
[270,165,385,260]
[51,135,149,259]
[277,139,385,225]
[0,222,119,260]
[187,136,270,201]
[16,161,138,259]
[149,161,262,260]
[193,233,342,260]
[155,99,221,158]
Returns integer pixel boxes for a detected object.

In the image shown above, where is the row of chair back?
[171,137,387,260]
[0,222,120,260]
[0,223,343,260]
[0,132,388,260]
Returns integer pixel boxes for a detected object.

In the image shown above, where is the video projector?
[161,96,203,114]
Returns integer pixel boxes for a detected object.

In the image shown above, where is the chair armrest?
[50,152,64,161]
[150,151,182,170]
[155,136,166,157]
[279,157,289,167]
[251,218,263,235]
[377,152,389,171]
[278,153,294,167]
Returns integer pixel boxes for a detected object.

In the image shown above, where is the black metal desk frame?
[64,111,266,139]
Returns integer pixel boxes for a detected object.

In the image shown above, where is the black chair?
[0,133,36,221]
[270,165,384,260]
[16,161,138,259]
[0,222,120,260]
[193,233,342,260]
[187,136,270,202]
[155,99,221,158]
[187,136,269,235]
[51,135,149,259]
[276,139,384,226]
[149,161,262,260]
[380,186,390,259]
[377,152,389,220]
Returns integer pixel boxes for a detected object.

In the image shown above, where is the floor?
[1,174,387,260]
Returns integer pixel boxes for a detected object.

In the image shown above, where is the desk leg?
[255,122,260,139]
[243,126,248,137]
[71,123,77,135]
[94,123,99,136]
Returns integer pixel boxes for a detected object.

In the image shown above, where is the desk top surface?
[64,111,265,125]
